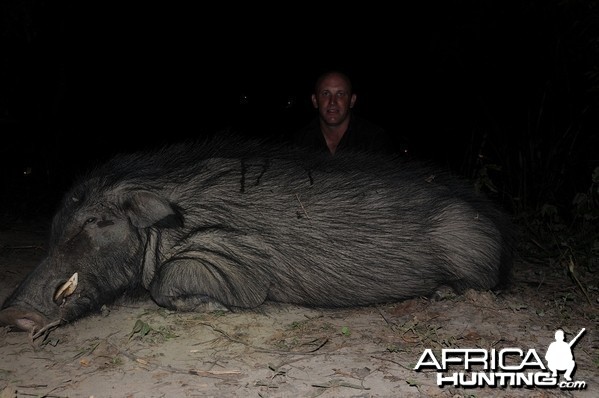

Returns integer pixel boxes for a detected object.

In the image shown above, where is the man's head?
[311,71,357,128]
[555,329,565,341]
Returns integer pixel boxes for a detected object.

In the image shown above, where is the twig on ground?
[371,355,414,371]
[30,319,62,342]
[110,342,243,380]
[195,321,330,355]
[311,379,370,390]
[567,256,592,305]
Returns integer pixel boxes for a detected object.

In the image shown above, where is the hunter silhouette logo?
[545,328,585,382]
[413,327,587,389]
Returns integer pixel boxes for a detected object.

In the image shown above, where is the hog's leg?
[148,258,270,312]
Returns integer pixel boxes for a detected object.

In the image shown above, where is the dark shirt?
[292,114,397,155]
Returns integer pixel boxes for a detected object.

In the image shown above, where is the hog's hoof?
[430,285,457,301]
[153,295,229,313]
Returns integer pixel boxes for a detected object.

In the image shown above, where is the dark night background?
[1,1,598,226]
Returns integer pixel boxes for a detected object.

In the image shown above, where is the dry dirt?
[0,221,597,398]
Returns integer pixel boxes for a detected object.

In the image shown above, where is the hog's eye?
[85,217,97,224]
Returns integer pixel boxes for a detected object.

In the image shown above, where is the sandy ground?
[0,222,597,398]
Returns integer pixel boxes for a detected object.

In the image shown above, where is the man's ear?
[311,94,318,108]
[350,93,357,109]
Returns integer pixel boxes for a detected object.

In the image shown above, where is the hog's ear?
[123,191,184,228]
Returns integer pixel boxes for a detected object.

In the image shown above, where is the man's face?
[311,74,357,127]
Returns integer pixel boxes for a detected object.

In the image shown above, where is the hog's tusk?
[54,272,78,302]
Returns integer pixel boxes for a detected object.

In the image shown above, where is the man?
[293,70,396,156]
[545,329,577,381]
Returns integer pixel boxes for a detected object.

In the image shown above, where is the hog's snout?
[0,306,49,332]
[1,272,79,333]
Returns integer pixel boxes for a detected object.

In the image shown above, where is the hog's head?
[0,184,182,335]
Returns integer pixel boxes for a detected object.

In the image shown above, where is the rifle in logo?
[568,328,586,347]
